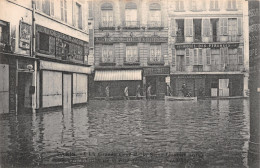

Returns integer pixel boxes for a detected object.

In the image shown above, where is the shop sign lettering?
[19,21,31,50]
[175,43,239,49]
[143,67,170,76]
[95,37,168,43]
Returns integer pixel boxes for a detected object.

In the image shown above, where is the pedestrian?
[147,84,152,100]
[124,86,129,100]
[181,83,188,97]
[136,84,141,99]
[105,85,110,100]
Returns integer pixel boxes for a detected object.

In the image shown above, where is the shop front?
[38,60,91,110]
[93,69,142,99]
[143,66,170,99]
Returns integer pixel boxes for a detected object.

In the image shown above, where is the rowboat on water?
[165,96,197,101]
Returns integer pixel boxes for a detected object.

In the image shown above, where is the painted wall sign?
[172,75,206,79]
[95,37,168,43]
[175,43,239,49]
[143,67,170,76]
[19,21,31,50]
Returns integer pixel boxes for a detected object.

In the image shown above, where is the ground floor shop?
[38,60,91,110]
[170,73,245,98]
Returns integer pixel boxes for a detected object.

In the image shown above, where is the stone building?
[90,0,169,99]
[168,0,249,98]
[0,0,91,113]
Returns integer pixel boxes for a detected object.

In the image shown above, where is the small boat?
[165,96,197,101]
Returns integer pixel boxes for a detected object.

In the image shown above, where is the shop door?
[18,72,32,112]
[63,74,72,111]
[176,55,185,71]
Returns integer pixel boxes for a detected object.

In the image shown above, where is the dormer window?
[149,3,161,28]
[125,2,138,27]
[101,3,113,27]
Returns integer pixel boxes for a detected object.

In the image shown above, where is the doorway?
[63,73,72,111]
[18,72,33,112]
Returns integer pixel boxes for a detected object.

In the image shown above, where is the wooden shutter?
[220,48,224,65]
[89,29,94,48]
[172,48,176,66]
[198,48,203,65]
[189,48,194,65]
[206,48,211,65]
[238,47,243,64]
[171,19,176,36]
[185,48,190,65]
[224,47,229,64]
[237,17,242,35]
[202,48,206,65]
[194,48,198,65]
[224,18,228,35]
[185,19,193,37]
[202,19,210,36]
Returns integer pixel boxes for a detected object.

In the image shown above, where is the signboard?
[143,67,170,76]
[175,43,239,49]
[165,76,170,83]
[95,37,168,43]
[19,21,31,50]
[172,75,206,79]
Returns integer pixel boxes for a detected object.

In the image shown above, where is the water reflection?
[0,99,250,167]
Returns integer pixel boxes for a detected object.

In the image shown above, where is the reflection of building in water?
[89,0,169,99]
[168,0,249,98]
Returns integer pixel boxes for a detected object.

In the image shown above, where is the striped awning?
[94,70,142,81]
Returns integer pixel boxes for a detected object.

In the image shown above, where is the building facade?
[0,0,91,114]
[90,0,169,99]
[168,0,249,98]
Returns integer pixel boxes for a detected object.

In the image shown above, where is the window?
[149,3,161,27]
[75,3,82,29]
[210,0,219,10]
[101,3,113,27]
[206,48,211,65]
[211,19,218,42]
[88,1,93,18]
[176,19,184,42]
[228,18,238,41]
[61,0,67,22]
[228,48,237,64]
[40,0,54,16]
[185,49,190,65]
[191,0,203,11]
[185,19,193,37]
[39,33,49,52]
[211,49,220,65]
[126,45,138,62]
[125,2,138,27]
[194,19,202,42]
[175,0,184,11]
[102,45,114,63]
[238,48,243,64]
[150,45,161,62]
[0,21,9,45]
[227,0,237,10]
[219,18,228,35]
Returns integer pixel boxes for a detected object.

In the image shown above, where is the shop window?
[126,45,138,63]
[210,0,219,10]
[75,2,82,29]
[101,3,113,28]
[61,0,67,23]
[228,18,238,42]
[176,19,184,43]
[125,2,138,27]
[227,0,237,10]
[175,0,184,11]
[39,32,49,52]
[194,19,202,42]
[150,45,162,62]
[148,3,161,28]
[102,45,114,63]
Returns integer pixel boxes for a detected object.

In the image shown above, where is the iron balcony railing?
[122,21,140,28]
[99,21,115,29]
[147,21,163,28]
[210,64,242,72]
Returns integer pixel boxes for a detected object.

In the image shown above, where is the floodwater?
[0,99,250,168]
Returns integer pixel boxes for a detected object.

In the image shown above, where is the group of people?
[105,84,153,100]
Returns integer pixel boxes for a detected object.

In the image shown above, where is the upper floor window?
[102,45,114,63]
[149,3,161,27]
[150,45,162,62]
[191,0,203,11]
[227,0,237,10]
[175,0,184,11]
[60,0,67,22]
[36,0,54,16]
[126,45,138,63]
[75,2,82,29]
[101,3,113,27]
[0,20,9,46]
[210,0,219,10]
[125,2,138,27]
[88,1,93,19]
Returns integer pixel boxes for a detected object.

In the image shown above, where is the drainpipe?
[32,1,37,111]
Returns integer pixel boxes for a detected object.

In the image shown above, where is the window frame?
[150,44,162,63]
[125,45,139,63]
[102,45,114,63]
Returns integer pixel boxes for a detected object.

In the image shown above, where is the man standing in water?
[105,86,110,100]
[147,84,152,100]
[124,86,129,100]
[136,84,141,99]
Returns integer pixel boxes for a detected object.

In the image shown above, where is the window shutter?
[73,3,76,26]
[237,0,242,10]
[237,17,242,35]
[224,47,229,64]
[224,18,228,35]
[171,19,176,36]
[189,48,194,65]
[185,19,188,36]
[198,48,203,65]
[185,19,193,37]
[89,29,94,48]
[202,48,206,65]
[220,48,224,64]
[172,48,176,65]
[194,48,198,65]
[206,48,211,65]
[50,0,54,16]
[219,18,223,35]
[185,48,190,65]
[202,19,210,36]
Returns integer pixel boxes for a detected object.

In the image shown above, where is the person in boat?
[105,85,110,100]
[136,84,141,99]
[124,86,129,100]
[181,83,188,97]
[147,84,152,100]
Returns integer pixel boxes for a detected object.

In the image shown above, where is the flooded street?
[0,99,250,168]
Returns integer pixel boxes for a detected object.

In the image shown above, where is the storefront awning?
[94,70,142,81]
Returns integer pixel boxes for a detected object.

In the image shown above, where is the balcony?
[176,36,185,43]
[99,21,115,30]
[147,21,163,29]
[210,64,242,72]
[122,21,140,29]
